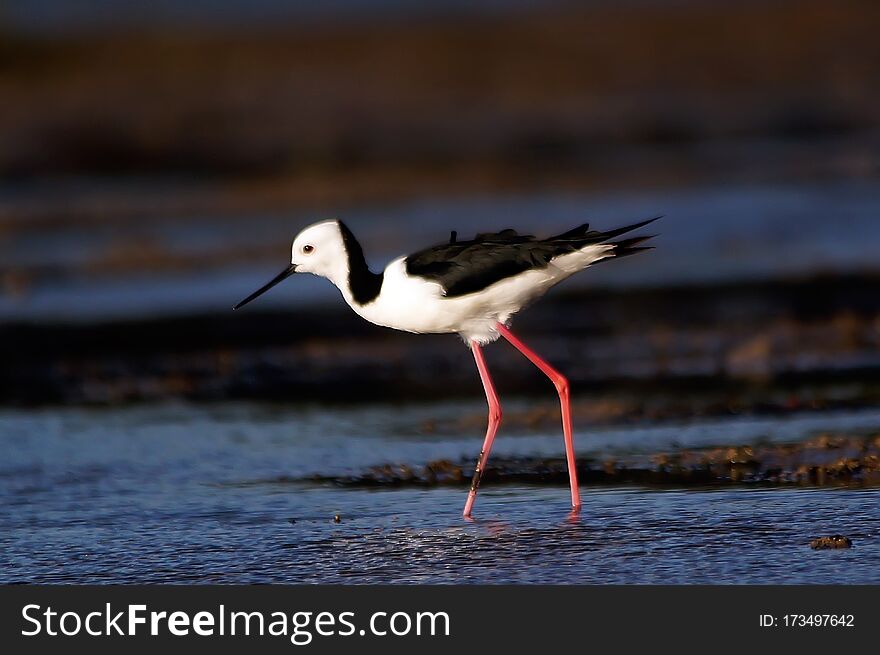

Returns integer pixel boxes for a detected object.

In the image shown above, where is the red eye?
[303,245,314,254]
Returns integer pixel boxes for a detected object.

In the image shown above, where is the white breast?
[348,258,451,334]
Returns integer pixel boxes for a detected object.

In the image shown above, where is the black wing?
[404,217,658,297]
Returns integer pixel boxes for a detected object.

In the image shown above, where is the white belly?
[346,246,612,344]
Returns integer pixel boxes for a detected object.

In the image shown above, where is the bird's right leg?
[496,323,581,510]
[463,342,503,518]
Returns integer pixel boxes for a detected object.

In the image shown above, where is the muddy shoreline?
[299,434,880,490]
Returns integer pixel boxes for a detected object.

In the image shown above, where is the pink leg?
[463,342,503,517]
[496,323,581,510]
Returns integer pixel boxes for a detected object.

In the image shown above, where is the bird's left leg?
[496,323,581,510]
[463,342,503,518]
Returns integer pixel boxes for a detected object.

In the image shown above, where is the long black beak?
[233,263,297,310]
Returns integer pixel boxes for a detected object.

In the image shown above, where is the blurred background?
[2,0,880,405]
[2,0,880,583]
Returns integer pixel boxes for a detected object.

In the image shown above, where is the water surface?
[2,402,878,584]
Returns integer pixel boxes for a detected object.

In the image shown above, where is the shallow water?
[2,402,879,584]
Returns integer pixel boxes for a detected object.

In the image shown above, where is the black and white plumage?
[234,217,658,516]
[233,218,657,344]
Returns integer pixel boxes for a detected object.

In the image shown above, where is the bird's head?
[290,220,349,279]
[233,219,349,310]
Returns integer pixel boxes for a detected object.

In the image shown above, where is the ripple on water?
[1,404,879,583]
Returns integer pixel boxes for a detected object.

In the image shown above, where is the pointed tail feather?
[597,216,661,241]
[608,234,656,259]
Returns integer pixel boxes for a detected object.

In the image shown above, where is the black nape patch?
[337,221,384,305]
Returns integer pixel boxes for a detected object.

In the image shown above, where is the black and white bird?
[234,218,657,516]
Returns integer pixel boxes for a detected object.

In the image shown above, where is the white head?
[289,220,350,283]
[233,219,352,310]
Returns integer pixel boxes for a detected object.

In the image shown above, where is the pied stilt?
[234,218,658,516]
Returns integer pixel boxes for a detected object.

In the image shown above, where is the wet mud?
[302,434,880,489]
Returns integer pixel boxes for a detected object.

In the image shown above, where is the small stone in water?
[334,514,342,523]
[810,535,852,549]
